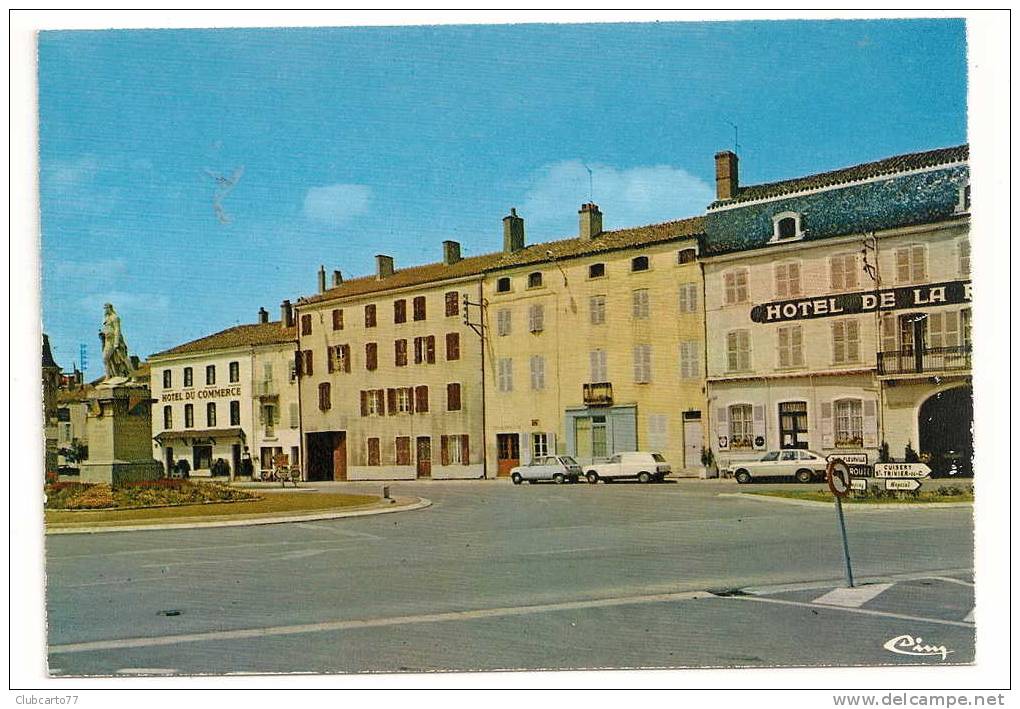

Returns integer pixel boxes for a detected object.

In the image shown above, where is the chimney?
[503,208,525,253]
[317,265,326,293]
[332,269,343,287]
[281,300,294,329]
[442,240,461,265]
[376,254,394,279]
[578,202,602,240]
[258,307,269,324]
[715,150,739,200]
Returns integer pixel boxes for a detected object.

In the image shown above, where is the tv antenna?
[583,163,594,202]
[726,121,740,154]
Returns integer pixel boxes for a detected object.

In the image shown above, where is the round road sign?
[827,458,851,498]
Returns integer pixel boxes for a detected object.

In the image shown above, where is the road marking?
[58,576,182,589]
[729,594,975,629]
[49,589,711,655]
[812,583,892,608]
[292,522,383,539]
[928,576,975,588]
[524,546,613,556]
[742,568,975,596]
[963,608,975,622]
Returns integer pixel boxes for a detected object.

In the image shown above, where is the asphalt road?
[44,479,975,675]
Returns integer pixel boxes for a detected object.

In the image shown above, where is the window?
[956,182,971,213]
[414,385,429,413]
[289,402,299,428]
[830,253,859,292]
[206,402,216,427]
[632,289,650,319]
[590,350,607,382]
[230,400,240,426]
[413,296,426,321]
[497,358,513,392]
[496,277,511,293]
[677,248,697,264]
[328,344,351,373]
[446,332,460,361]
[590,295,606,325]
[367,438,381,466]
[162,370,172,389]
[206,365,216,385]
[780,402,809,450]
[530,355,545,390]
[532,433,549,459]
[184,404,194,429]
[362,390,382,416]
[395,339,408,367]
[777,325,804,368]
[678,283,698,313]
[413,336,436,364]
[301,314,312,336]
[229,361,239,383]
[394,299,407,324]
[262,404,276,436]
[962,308,972,349]
[163,405,172,429]
[633,344,652,384]
[528,304,544,333]
[445,291,459,317]
[441,434,470,466]
[365,342,378,371]
[303,350,313,376]
[588,263,606,279]
[774,262,801,298]
[397,387,413,413]
[773,212,802,240]
[527,272,543,288]
[395,437,411,465]
[927,310,962,348]
[832,320,861,364]
[332,308,344,330]
[959,239,970,277]
[183,367,193,388]
[834,399,863,448]
[496,309,512,336]
[726,330,751,371]
[631,255,650,272]
[895,245,927,283]
[680,341,700,379]
[724,270,749,305]
[729,404,753,450]
[364,304,377,328]
[447,383,462,411]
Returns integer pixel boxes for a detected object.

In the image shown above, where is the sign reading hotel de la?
[750,280,972,324]
[160,386,242,403]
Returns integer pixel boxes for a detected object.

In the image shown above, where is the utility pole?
[463,287,488,478]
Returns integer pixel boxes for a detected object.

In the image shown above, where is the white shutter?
[752,405,766,450]
[520,432,531,465]
[792,326,803,366]
[778,328,790,368]
[716,407,730,450]
[547,431,557,456]
[881,314,898,352]
[289,402,299,428]
[863,399,878,448]
[821,402,834,448]
[944,310,960,347]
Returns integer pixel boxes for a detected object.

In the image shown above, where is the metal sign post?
[826,458,855,588]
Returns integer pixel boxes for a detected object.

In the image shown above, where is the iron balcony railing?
[254,380,278,397]
[583,382,613,407]
[877,345,972,376]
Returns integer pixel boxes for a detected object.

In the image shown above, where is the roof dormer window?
[956,182,971,214]
[771,211,804,242]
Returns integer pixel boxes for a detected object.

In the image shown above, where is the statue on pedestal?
[100,303,132,380]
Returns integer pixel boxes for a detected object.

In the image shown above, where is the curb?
[45,496,432,535]
[718,492,973,510]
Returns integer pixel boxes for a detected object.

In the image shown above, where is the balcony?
[877,346,972,377]
[254,380,278,398]
[583,382,613,407]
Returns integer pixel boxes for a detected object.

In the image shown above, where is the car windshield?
[652,453,666,462]
[560,456,578,466]
[761,452,780,461]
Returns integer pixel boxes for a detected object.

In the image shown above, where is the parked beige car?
[725,449,828,484]
[584,452,671,484]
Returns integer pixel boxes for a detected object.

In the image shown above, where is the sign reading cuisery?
[750,280,971,324]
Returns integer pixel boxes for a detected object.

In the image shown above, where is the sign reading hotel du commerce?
[750,280,972,324]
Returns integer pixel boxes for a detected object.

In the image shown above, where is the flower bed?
[44,479,260,511]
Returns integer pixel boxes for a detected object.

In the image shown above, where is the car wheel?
[795,468,814,484]
[735,470,752,484]
[511,472,523,485]
[586,471,599,484]
[553,473,565,484]
[638,471,652,484]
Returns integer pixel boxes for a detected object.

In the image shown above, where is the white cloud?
[302,183,372,226]
[520,160,713,238]
[47,155,101,190]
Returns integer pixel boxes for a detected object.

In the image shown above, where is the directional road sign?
[874,463,931,479]
[850,479,867,491]
[827,453,869,465]
[885,478,922,492]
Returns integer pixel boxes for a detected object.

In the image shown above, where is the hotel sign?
[750,280,971,324]
[160,386,242,403]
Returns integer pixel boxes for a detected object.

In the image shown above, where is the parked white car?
[510,456,583,485]
[726,449,828,484]
[583,452,671,484]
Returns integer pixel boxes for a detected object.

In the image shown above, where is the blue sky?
[38,19,967,378]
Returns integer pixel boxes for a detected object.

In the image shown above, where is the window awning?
[153,427,246,446]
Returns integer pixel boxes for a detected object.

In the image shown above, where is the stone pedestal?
[79,378,163,485]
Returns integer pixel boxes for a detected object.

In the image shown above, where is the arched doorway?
[918,385,973,476]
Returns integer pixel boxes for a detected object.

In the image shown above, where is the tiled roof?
[298,215,704,306]
[711,144,968,207]
[57,387,92,404]
[150,321,296,358]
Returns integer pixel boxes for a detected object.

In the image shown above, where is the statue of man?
[99,303,132,379]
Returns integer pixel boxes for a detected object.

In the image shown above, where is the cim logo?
[883,634,953,661]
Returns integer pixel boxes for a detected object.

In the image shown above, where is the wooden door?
[683,419,702,469]
[496,433,520,477]
[416,437,431,478]
[332,432,347,481]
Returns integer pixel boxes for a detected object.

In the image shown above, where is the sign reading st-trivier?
[750,280,972,324]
